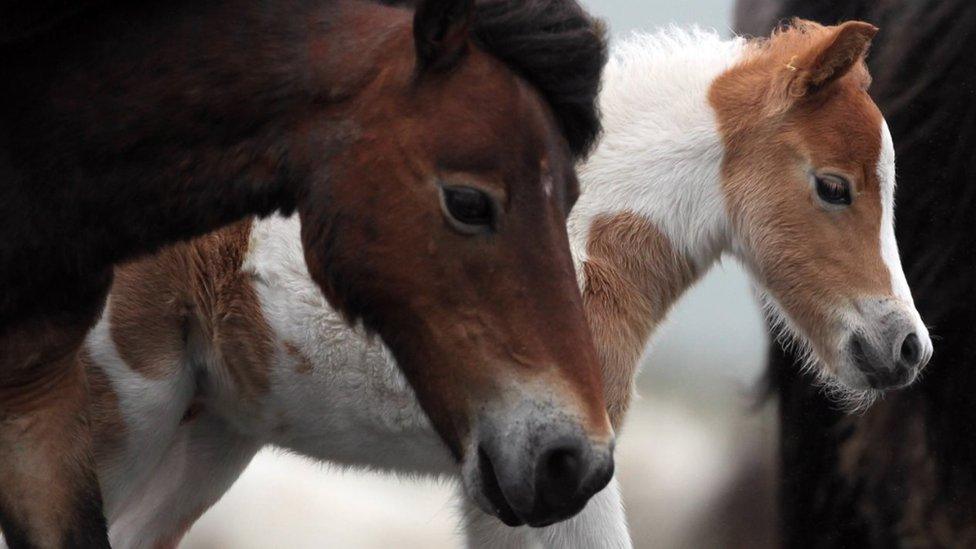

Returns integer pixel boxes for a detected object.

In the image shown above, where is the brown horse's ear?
[413,0,475,73]
[787,21,878,98]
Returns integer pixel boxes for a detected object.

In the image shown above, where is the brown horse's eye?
[814,174,852,206]
[440,185,495,234]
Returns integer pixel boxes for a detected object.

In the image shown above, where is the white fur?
[85,303,197,544]
[570,28,745,273]
[81,212,628,548]
[463,477,630,549]
[246,215,453,474]
[877,120,913,304]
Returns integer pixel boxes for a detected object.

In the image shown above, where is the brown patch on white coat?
[81,348,128,460]
[583,212,697,427]
[74,221,277,545]
[109,220,275,404]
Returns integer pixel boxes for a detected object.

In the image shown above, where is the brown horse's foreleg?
[0,316,110,549]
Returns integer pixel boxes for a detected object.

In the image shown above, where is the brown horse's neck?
[580,212,700,427]
[0,0,407,323]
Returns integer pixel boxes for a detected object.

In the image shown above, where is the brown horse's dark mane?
[470,0,608,158]
[5,0,608,161]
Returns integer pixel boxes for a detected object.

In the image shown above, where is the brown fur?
[180,399,206,425]
[82,349,127,462]
[297,15,611,446]
[0,316,106,547]
[709,20,888,370]
[110,220,274,401]
[0,0,609,541]
[585,21,888,430]
[583,212,698,428]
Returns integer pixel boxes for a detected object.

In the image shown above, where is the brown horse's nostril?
[900,333,922,367]
[531,438,614,526]
[537,445,584,507]
[471,419,614,527]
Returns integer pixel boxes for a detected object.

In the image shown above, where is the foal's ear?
[788,21,878,98]
[413,0,475,73]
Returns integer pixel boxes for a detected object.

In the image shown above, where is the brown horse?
[0,0,613,546]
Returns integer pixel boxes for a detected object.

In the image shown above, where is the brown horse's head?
[294,0,612,525]
[711,20,932,406]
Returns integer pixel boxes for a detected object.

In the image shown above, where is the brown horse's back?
[0,0,108,44]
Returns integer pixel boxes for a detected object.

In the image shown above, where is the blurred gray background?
[183,1,779,547]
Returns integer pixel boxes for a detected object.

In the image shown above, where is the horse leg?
[0,311,110,547]
[461,475,632,549]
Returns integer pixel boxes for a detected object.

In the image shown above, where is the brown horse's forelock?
[471,0,608,159]
[371,0,608,159]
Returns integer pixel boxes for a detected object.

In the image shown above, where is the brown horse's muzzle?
[461,394,615,527]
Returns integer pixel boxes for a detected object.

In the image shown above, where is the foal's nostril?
[900,333,922,367]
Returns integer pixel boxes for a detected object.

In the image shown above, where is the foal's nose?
[898,332,924,370]
[849,299,933,390]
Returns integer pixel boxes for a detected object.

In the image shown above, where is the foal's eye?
[814,174,853,206]
[440,185,495,234]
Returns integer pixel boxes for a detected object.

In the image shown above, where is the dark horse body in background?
[737,0,976,546]
[0,0,614,546]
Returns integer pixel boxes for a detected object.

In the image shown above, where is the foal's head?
[711,20,932,404]
[294,0,612,525]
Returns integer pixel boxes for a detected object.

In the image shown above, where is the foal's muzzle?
[843,297,933,390]
[463,401,615,527]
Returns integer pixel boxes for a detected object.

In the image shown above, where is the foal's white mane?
[572,27,745,272]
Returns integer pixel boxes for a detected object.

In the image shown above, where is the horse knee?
[0,313,97,418]
[0,349,87,420]
[0,338,106,548]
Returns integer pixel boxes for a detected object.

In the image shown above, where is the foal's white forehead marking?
[877,119,913,303]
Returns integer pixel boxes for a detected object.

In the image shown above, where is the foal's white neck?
[570,29,746,271]
[568,30,748,424]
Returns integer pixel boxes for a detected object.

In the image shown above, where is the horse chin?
[810,343,891,412]
[460,446,526,527]
[815,363,883,413]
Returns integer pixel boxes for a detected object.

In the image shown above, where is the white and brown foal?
[27,20,930,549]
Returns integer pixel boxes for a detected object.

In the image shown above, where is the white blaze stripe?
[878,119,913,303]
